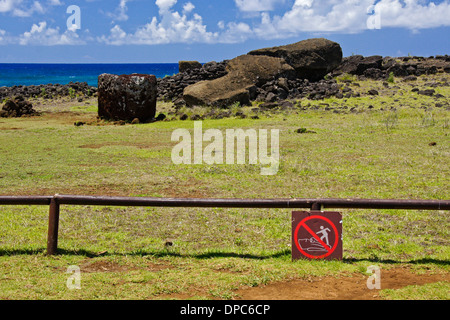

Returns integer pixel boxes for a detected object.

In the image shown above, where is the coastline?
[1,54,449,121]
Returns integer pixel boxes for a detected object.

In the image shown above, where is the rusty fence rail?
[0,194,449,255]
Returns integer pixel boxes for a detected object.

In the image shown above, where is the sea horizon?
[0,63,181,88]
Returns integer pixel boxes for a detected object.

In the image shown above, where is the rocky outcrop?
[157,39,448,108]
[178,61,202,73]
[0,82,97,101]
[248,38,343,81]
[182,38,343,107]
[0,96,38,117]
[183,54,295,107]
[157,60,228,102]
[253,77,342,102]
[98,73,157,122]
[332,55,450,79]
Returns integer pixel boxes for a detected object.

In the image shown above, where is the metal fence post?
[311,202,322,211]
[46,197,60,255]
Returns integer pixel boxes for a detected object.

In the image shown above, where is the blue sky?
[0,0,449,63]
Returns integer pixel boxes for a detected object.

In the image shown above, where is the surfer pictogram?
[298,225,332,253]
[292,212,343,260]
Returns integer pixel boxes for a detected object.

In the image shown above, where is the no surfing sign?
[292,211,343,260]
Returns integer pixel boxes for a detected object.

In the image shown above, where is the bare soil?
[86,260,449,300]
[234,267,449,300]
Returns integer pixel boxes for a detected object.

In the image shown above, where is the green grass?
[0,73,449,300]
[70,104,98,113]
[380,281,450,300]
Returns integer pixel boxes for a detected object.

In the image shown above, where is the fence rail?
[1,194,449,255]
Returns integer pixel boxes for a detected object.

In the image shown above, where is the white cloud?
[97,0,450,46]
[0,0,19,13]
[15,0,44,16]
[100,0,263,45]
[251,0,450,39]
[234,0,285,12]
[19,21,85,45]
[100,1,219,45]
[155,0,177,12]
[107,0,130,22]
[220,21,254,43]
[183,1,194,14]
[0,29,7,44]
[48,0,62,5]
[0,0,47,17]
[374,0,450,29]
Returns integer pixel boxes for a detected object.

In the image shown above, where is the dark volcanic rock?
[333,55,383,77]
[0,96,38,117]
[332,55,364,75]
[183,54,295,107]
[333,55,450,80]
[182,38,345,107]
[356,56,383,74]
[157,60,228,102]
[417,89,435,96]
[98,73,157,122]
[248,38,342,81]
[159,40,449,108]
[0,82,97,101]
[178,61,202,73]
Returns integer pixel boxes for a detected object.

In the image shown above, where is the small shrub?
[387,72,395,83]
[68,87,75,98]
[337,73,356,83]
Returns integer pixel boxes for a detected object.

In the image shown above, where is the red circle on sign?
[294,215,339,259]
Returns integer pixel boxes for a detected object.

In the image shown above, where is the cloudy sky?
[0,0,449,63]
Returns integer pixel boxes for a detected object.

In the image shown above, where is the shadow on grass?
[0,247,291,259]
[57,248,293,260]
[0,248,47,256]
[0,248,449,266]
[343,257,450,266]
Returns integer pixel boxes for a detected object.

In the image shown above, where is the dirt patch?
[33,111,97,126]
[233,267,449,300]
[81,260,131,273]
[80,259,172,273]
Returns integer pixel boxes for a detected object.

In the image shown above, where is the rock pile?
[253,77,343,103]
[183,54,296,107]
[331,55,450,80]
[0,96,39,117]
[182,38,343,107]
[0,82,97,101]
[157,60,228,103]
[157,43,449,108]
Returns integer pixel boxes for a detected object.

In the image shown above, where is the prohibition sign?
[294,215,339,259]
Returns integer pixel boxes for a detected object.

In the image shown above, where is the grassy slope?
[0,73,448,300]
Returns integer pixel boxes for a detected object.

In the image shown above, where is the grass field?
[0,73,449,300]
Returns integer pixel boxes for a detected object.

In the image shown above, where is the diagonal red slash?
[299,221,332,252]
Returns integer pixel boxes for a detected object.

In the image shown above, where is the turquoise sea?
[0,63,179,87]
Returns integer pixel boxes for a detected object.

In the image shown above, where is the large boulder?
[97,73,157,122]
[248,38,342,81]
[183,54,295,107]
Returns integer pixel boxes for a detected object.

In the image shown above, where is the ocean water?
[0,63,179,87]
